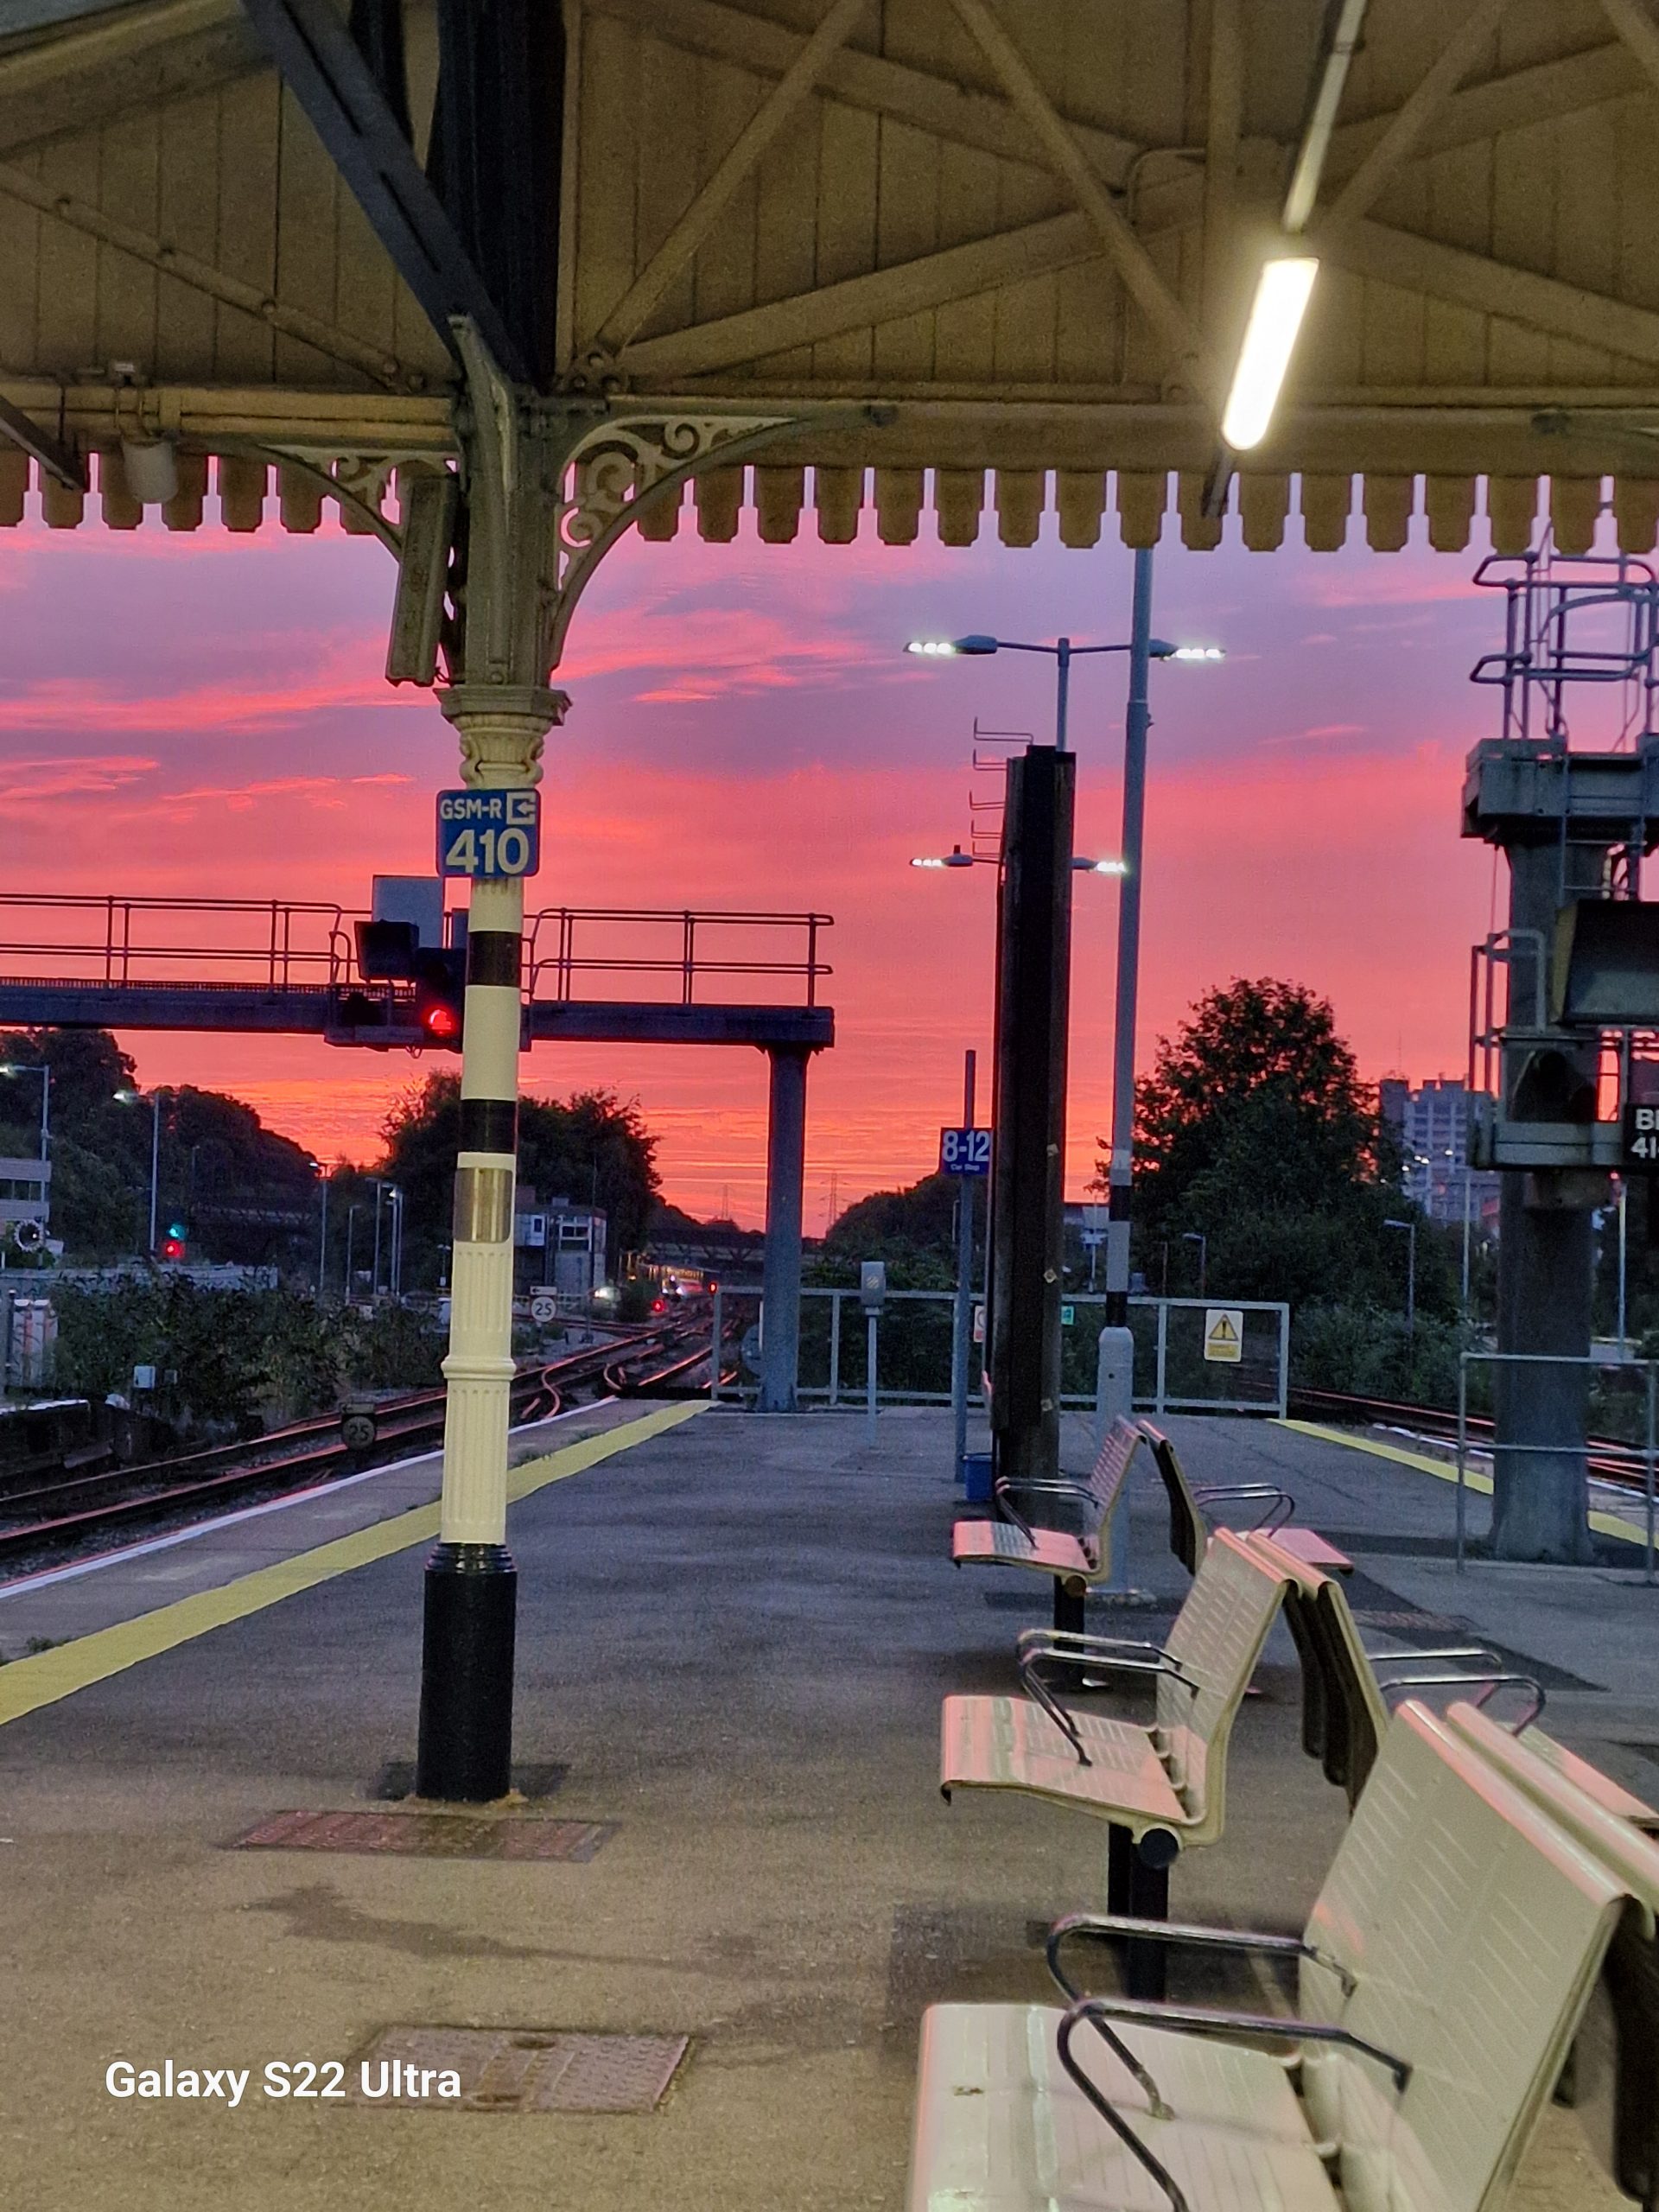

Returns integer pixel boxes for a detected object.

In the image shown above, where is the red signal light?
[161,1236,187,1262]
[422,1000,462,1043]
[652,1297,667,1313]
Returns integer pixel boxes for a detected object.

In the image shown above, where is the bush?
[51,1282,444,1436]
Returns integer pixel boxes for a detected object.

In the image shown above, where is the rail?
[0,895,832,1008]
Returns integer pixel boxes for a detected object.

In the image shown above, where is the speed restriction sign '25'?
[436,789,541,880]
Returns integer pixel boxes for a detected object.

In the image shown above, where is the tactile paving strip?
[232,1809,614,1860]
[346,2027,690,2112]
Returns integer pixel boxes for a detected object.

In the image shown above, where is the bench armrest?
[1380,1672,1545,1729]
[1191,1483,1295,1533]
[1001,1473,1096,1502]
[1045,1912,1357,2003]
[1015,1639,1197,1766]
[1366,1643,1499,1670]
[1014,1627,1173,1663]
[1053,1998,1409,2212]
[1016,1628,1198,1692]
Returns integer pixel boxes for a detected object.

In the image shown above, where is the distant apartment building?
[1378,1076,1502,1229]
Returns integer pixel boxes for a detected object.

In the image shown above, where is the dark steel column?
[1492,842,1598,1562]
[988,746,1076,1501]
[758,1046,809,1412]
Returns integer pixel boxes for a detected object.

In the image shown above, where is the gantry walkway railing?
[0,896,834,1052]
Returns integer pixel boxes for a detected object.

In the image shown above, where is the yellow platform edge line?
[1274,1417,1651,1550]
[0,1399,706,1731]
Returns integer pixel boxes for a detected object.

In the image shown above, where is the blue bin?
[960,1452,993,1503]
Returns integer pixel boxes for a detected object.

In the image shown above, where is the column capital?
[439,683,571,787]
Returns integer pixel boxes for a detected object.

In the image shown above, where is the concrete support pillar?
[415,682,566,1803]
[758,1046,809,1412]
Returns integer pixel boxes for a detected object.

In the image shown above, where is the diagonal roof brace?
[238,0,530,383]
[0,391,82,490]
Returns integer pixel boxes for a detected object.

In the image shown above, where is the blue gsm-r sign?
[435,790,541,879]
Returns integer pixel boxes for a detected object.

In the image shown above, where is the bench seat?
[951,1521,1096,1576]
[942,1694,1189,1827]
[910,2004,1329,2212]
[1270,1525,1352,1575]
[912,1704,1645,2212]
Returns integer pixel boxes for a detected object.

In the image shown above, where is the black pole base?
[414,1542,518,1803]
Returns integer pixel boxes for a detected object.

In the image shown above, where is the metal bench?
[1248,1532,1648,1821]
[941,1529,1293,1997]
[1446,1699,1659,2212]
[951,1414,1144,1634]
[909,1699,1648,2212]
[1140,1418,1352,1577]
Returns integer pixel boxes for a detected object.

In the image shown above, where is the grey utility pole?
[1103,547,1155,1329]
[950,1048,978,1477]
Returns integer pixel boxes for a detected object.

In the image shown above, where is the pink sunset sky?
[0,482,1597,1226]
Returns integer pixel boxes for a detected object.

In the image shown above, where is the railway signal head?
[412,947,466,1050]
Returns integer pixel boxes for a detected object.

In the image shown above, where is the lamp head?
[1163,644,1226,661]
[905,634,999,657]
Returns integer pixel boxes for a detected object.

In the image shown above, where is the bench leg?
[1124,1834,1174,2002]
[1108,1824,1132,1916]
[1053,1578,1085,1637]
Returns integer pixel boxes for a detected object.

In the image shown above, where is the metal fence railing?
[708,1287,1289,1419]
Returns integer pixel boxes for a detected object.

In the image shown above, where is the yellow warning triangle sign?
[1203,1308,1243,1363]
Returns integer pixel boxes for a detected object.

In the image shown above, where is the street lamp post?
[115,1086,165,1255]
[1385,1217,1418,1341]
[1182,1230,1207,1297]
[909,609,1223,1343]
[1104,549,1156,1330]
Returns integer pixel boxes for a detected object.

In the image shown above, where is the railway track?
[1287,1385,1658,1491]
[0,1323,684,1576]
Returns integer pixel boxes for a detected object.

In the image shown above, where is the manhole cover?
[347,2027,689,2112]
[232,1810,614,1861]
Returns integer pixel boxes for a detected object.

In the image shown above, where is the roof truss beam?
[582,0,1646,241]
[0,0,264,159]
[238,0,529,379]
[620,209,1101,381]
[941,0,1203,376]
[592,0,874,360]
[1322,217,1659,367]
[1323,0,1516,231]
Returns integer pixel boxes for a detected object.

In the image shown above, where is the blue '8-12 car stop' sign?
[435,789,541,879]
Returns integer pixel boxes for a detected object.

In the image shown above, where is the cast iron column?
[415,682,564,1802]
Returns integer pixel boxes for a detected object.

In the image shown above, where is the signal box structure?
[1463,550,1659,1560]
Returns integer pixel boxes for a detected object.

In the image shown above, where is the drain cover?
[232,1810,614,1861]
[347,2027,689,2112]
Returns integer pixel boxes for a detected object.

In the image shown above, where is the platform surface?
[0,1407,1646,2211]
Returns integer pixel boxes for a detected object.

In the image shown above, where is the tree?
[379,1074,661,1286]
[1105,977,1455,1330]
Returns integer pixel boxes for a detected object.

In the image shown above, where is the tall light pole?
[115,1085,165,1255]
[1105,550,1156,1329]
[1385,1216,1417,1341]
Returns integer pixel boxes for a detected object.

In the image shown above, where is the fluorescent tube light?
[1220,257,1319,451]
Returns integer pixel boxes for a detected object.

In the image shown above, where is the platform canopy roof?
[3,0,1659,558]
